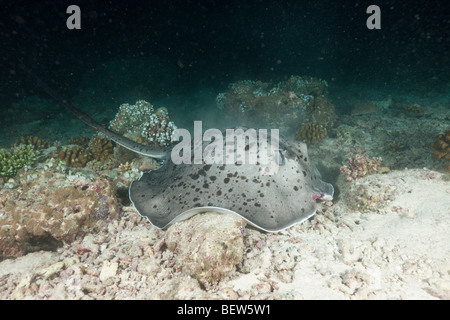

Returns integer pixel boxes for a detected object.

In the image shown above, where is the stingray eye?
[285,150,296,159]
[273,150,285,166]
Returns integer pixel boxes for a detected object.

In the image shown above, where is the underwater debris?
[295,122,327,144]
[340,151,382,182]
[431,129,450,173]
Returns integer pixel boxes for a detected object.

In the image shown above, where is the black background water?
[0,0,449,131]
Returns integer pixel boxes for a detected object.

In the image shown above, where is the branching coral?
[57,146,91,168]
[431,129,450,172]
[57,136,115,169]
[0,145,39,177]
[68,136,90,147]
[295,123,327,144]
[88,136,115,162]
[340,151,382,182]
[12,136,50,150]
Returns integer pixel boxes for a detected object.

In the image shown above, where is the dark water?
[0,0,449,147]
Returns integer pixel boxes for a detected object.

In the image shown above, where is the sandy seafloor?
[0,87,449,300]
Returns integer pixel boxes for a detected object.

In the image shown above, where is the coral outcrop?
[340,150,382,182]
[306,95,336,131]
[0,170,118,258]
[431,130,450,173]
[108,100,177,147]
[216,75,336,131]
[295,123,327,144]
[0,145,39,177]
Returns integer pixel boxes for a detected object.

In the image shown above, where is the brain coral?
[0,171,118,258]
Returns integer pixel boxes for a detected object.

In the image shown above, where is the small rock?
[12,275,32,300]
[99,261,118,282]
[80,234,100,255]
[40,261,65,279]
[379,167,390,174]
[165,212,246,286]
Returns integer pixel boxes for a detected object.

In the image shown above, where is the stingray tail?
[19,64,170,161]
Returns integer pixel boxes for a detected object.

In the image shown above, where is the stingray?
[30,72,334,232]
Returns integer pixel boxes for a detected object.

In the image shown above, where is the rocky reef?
[216,75,336,132]
[0,169,118,259]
